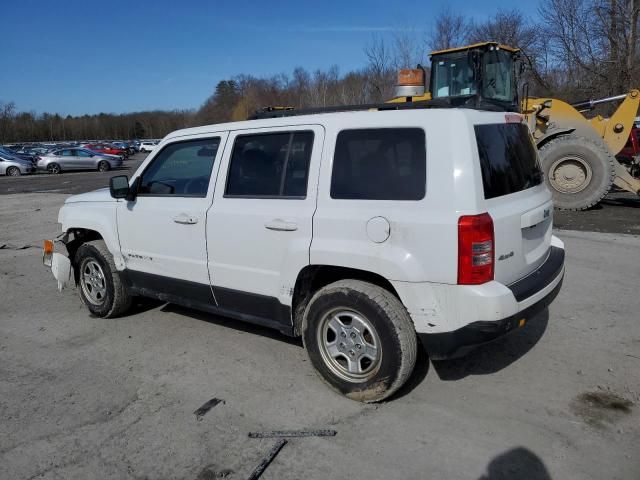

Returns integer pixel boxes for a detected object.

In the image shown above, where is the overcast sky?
[2,0,539,115]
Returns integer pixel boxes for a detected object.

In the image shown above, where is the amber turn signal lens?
[43,239,54,255]
[518,318,526,328]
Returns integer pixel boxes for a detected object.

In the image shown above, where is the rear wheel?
[98,160,110,172]
[75,240,132,318]
[302,280,417,402]
[47,163,61,174]
[538,135,614,210]
[6,166,20,177]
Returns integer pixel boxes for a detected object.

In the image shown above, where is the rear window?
[475,123,542,199]
[331,128,426,200]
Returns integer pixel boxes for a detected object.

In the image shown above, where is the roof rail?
[249,100,434,120]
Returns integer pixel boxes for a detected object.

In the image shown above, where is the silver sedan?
[37,148,123,174]
[0,152,36,176]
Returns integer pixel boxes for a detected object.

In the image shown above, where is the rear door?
[206,125,323,324]
[474,121,553,286]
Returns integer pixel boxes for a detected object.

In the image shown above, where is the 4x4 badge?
[498,251,514,261]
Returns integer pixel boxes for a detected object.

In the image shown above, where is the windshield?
[482,50,514,102]
[431,54,476,98]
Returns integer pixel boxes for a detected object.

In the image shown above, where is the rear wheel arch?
[291,265,401,336]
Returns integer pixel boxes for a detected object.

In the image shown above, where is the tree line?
[2,0,639,143]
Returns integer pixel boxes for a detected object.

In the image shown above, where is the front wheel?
[75,240,131,318]
[302,280,417,402]
[6,166,20,176]
[98,160,110,172]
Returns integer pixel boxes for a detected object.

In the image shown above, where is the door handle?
[173,213,198,225]
[264,219,298,231]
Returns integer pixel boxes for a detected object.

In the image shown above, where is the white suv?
[139,141,157,153]
[44,108,565,402]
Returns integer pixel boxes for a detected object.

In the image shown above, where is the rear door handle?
[264,219,298,231]
[173,213,198,225]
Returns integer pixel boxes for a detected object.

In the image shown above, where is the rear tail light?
[458,213,494,285]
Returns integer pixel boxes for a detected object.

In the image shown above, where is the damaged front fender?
[50,252,73,291]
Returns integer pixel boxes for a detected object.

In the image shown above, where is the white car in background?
[139,142,157,153]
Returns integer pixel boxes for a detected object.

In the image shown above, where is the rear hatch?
[474,121,553,287]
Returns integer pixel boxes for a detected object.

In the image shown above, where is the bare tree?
[539,0,640,98]
[428,8,470,51]
[0,101,16,143]
[364,35,397,101]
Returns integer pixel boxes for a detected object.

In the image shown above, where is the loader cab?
[393,42,522,112]
[429,42,521,112]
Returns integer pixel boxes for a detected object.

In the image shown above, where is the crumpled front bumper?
[43,238,73,291]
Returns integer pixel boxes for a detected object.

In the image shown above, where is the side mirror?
[126,177,141,202]
[109,175,130,199]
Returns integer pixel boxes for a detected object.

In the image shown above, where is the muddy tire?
[302,280,417,402]
[538,135,615,210]
[75,240,131,318]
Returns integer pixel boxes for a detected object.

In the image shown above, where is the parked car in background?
[36,148,122,174]
[139,141,157,152]
[84,143,128,159]
[15,146,49,156]
[616,126,640,178]
[0,151,36,176]
[111,142,136,156]
[0,146,37,165]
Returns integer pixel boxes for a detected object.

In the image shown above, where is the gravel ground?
[0,193,638,479]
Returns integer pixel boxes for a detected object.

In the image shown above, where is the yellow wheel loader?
[389,42,640,210]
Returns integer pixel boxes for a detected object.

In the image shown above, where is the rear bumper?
[417,245,565,359]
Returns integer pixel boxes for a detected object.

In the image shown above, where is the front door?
[207,125,324,326]
[75,149,95,169]
[116,133,228,303]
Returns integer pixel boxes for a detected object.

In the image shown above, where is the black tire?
[75,240,132,318]
[302,280,417,402]
[538,135,615,210]
[47,163,61,174]
[98,160,110,172]
[6,166,20,177]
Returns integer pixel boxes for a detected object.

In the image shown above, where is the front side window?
[225,131,314,198]
[138,138,220,197]
[331,128,426,200]
[432,54,476,98]
[482,50,514,102]
[76,149,92,157]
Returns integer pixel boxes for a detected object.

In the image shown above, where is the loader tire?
[538,134,615,210]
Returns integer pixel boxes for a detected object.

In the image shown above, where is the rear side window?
[331,128,426,200]
[475,123,542,199]
[225,131,314,198]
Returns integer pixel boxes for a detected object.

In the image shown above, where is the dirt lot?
[1,167,639,479]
